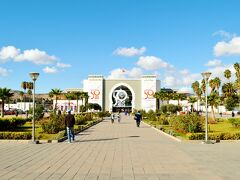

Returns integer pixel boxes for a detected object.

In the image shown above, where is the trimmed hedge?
[0,117,27,130]
[0,132,31,139]
[187,132,240,140]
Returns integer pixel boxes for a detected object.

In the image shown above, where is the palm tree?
[188,96,197,112]
[208,90,221,122]
[173,92,187,106]
[73,91,82,113]
[192,81,202,111]
[224,69,232,82]
[27,89,32,102]
[0,88,14,117]
[64,92,75,111]
[19,91,24,102]
[49,88,62,110]
[234,63,240,93]
[83,92,89,111]
[21,81,27,111]
[201,79,206,96]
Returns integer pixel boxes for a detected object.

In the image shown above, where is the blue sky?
[0,0,240,93]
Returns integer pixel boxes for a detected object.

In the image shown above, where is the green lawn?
[144,118,240,140]
[209,119,240,133]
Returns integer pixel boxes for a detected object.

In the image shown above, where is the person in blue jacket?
[134,111,142,127]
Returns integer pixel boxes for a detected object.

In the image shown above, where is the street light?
[29,72,39,143]
[201,72,211,143]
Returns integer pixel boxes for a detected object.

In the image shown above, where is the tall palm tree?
[21,81,27,111]
[234,63,240,94]
[73,91,82,113]
[49,88,62,110]
[208,90,221,122]
[19,91,24,102]
[83,92,89,111]
[192,81,202,111]
[173,92,187,106]
[201,79,206,96]
[224,69,232,82]
[188,96,197,112]
[64,92,75,111]
[27,89,32,102]
[0,88,14,117]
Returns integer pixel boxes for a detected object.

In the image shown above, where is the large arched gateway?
[109,83,135,112]
[83,75,160,112]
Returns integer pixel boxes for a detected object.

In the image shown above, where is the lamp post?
[201,72,211,143]
[29,72,39,142]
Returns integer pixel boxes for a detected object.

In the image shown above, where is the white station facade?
[83,75,160,112]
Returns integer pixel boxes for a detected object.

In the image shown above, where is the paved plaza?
[0,115,240,180]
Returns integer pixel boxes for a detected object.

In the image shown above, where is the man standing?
[134,111,142,127]
[64,110,75,143]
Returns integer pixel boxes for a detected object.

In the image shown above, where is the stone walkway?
[0,115,240,179]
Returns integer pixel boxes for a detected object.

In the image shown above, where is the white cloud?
[56,62,71,68]
[205,59,222,67]
[15,49,56,64]
[0,46,57,65]
[43,66,58,74]
[214,37,240,56]
[213,30,236,40]
[0,46,20,63]
[137,56,171,70]
[107,68,127,79]
[107,67,143,79]
[0,67,9,76]
[113,46,146,57]
[128,67,143,78]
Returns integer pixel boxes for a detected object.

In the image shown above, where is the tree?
[225,94,239,111]
[83,92,89,111]
[19,91,24,102]
[188,96,197,112]
[49,89,62,110]
[173,93,187,106]
[64,92,75,111]
[0,88,14,117]
[191,81,202,111]
[208,90,221,122]
[21,81,27,110]
[73,91,82,113]
[224,69,232,81]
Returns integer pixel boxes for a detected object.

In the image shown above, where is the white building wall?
[83,75,103,108]
[141,75,158,112]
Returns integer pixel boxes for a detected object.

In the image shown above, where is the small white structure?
[4,102,33,111]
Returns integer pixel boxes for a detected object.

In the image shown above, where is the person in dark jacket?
[134,111,142,127]
[64,110,75,143]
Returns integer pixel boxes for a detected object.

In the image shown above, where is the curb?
[142,121,182,142]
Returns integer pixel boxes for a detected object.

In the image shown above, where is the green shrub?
[169,114,204,133]
[187,132,240,140]
[157,114,169,125]
[28,104,44,121]
[0,117,27,130]
[228,118,240,128]
[0,132,31,139]
[75,113,93,125]
[40,113,65,134]
[160,104,181,114]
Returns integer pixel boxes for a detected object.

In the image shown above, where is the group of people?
[111,110,142,127]
[64,109,143,143]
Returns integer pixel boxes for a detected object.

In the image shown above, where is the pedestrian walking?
[64,110,75,143]
[134,110,142,127]
[117,112,121,123]
[111,112,115,123]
